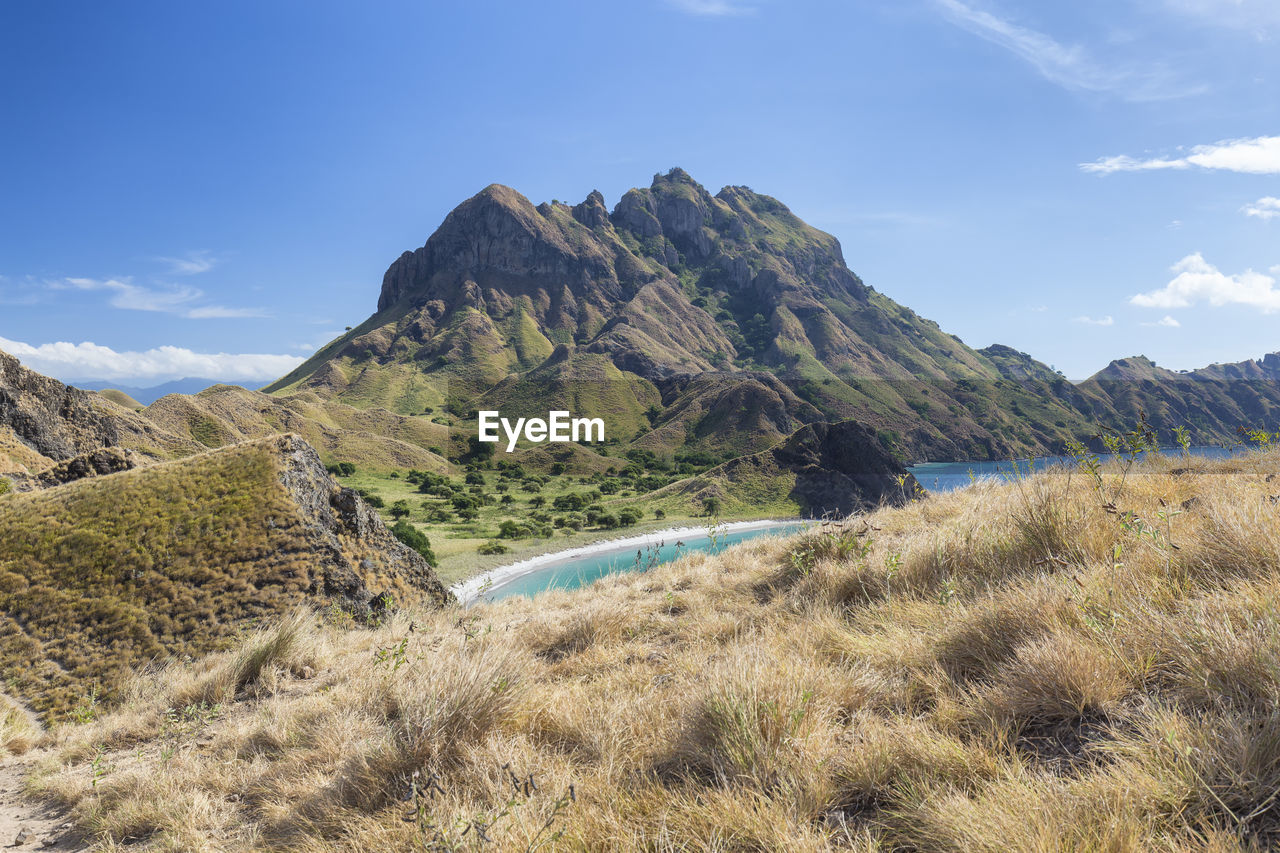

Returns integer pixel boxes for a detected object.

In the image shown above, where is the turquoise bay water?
[474,522,807,603]
[908,446,1238,493]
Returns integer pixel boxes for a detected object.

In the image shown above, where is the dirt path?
[0,759,83,851]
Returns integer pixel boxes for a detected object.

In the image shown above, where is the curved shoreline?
[451,519,808,604]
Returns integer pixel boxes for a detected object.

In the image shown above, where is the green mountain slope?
[266,169,1108,462]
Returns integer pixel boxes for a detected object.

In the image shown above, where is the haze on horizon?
[2,0,1277,385]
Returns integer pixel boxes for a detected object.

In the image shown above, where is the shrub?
[390,521,437,565]
[498,520,531,539]
[478,541,508,555]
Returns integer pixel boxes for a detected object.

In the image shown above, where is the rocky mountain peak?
[572,189,609,229]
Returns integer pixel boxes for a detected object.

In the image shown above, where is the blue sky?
[1,0,1277,384]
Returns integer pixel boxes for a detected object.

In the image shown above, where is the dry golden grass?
[0,692,40,756]
[24,448,1280,850]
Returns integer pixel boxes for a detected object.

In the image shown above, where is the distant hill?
[94,388,144,410]
[2,348,455,478]
[75,377,260,406]
[137,384,451,473]
[0,434,450,718]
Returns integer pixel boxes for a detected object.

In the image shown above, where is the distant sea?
[908,446,1240,493]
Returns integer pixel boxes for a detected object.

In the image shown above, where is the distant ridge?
[75,377,262,406]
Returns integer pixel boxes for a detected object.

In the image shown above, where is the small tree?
[530,495,546,508]
[390,500,410,521]
[702,496,721,516]
[390,521,436,566]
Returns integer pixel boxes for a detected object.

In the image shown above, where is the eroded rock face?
[0,350,120,460]
[273,434,452,612]
[771,420,917,517]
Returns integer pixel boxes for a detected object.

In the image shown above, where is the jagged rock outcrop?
[273,434,451,611]
[770,420,917,516]
[0,349,120,461]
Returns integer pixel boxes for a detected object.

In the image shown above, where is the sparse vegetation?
[26,447,1280,850]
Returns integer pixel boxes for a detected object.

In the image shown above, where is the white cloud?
[1130,252,1280,312]
[934,0,1199,101]
[155,250,218,275]
[0,336,304,383]
[48,276,267,319]
[664,0,756,15]
[1082,135,1280,174]
[1141,315,1182,327]
[1074,315,1115,326]
[1244,196,1280,219]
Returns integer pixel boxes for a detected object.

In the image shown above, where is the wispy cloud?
[1141,315,1182,327]
[0,336,304,383]
[154,250,218,275]
[0,275,41,307]
[1082,135,1280,174]
[1244,196,1280,219]
[934,0,1200,101]
[664,0,757,15]
[1074,314,1115,326]
[1161,0,1280,34]
[49,276,267,319]
[1131,253,1280,312]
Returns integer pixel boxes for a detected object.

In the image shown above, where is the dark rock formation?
[33,447,141,488]
[771,420,917,517]
[0,349,120,460]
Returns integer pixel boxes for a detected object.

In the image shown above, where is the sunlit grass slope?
[0,434,449,721]
[29,448,1280,850]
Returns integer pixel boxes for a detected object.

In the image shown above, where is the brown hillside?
[0,434,449,718]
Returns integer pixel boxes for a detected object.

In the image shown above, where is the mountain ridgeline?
[268,169,1280,462]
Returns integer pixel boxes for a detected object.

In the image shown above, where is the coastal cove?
[451,448,1246,604]
[453,520,809,604]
